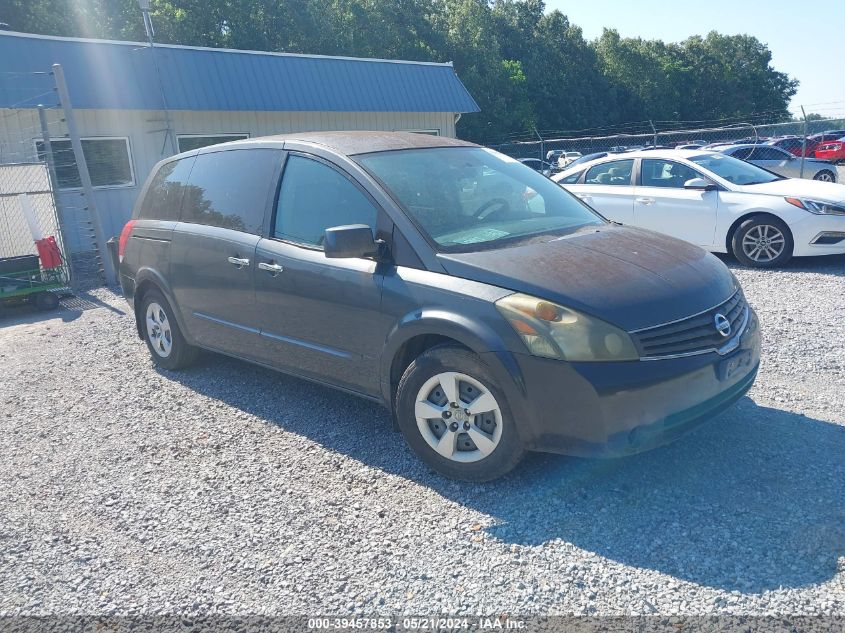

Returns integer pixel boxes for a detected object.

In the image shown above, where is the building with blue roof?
[0,31,479,254]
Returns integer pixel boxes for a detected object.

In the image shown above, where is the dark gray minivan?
[119,132,760,481]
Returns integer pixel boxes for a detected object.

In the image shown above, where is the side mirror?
[684,177,717,191]
[324,224,381,259]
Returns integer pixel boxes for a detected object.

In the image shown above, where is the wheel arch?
[725,210,794,254]
[380,309,527,411]
[132,269,193,344]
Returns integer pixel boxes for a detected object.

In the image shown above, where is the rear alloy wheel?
[395,345,524,481]
[814,169,836,183]
[732,216,793,268]
[140,290,198,369]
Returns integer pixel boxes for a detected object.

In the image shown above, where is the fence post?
[52,63,116,286]
[37,104,77,291]
[800,106,808,179]
[649,120,657,147]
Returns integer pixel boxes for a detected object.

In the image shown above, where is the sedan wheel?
[814,170,836,183]
[741,225,786,263]
[732,216,793,268]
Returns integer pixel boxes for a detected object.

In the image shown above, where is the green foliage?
[1,0,798,142]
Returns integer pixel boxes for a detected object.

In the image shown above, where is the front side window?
[584,159,634,186]
[356,147,603,251]
[181,148,280,234]
[177,134,249,153]
[745,147,788,161]
[274,155,379,248]
[640,159,700,188]
[689,153,782,185]
[35,137,133,189]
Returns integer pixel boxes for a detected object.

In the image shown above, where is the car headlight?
[785,198,845,216]
[495,293,639,361]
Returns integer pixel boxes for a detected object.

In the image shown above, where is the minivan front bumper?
[503,307,761,457]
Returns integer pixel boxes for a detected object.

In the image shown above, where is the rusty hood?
[437,225,738,331]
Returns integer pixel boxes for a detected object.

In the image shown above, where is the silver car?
[717,144,837,182]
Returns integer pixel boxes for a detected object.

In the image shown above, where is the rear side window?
[181,149,281,234]
[584,159,634,186]
[557,170,582,184]
[274,155,379,248]
[138,156,196,220]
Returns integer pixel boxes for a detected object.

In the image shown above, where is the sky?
[545,0,845,119]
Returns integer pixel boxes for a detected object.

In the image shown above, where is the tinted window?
[731,148,753,160]
[746,147,788,161]
[182,149,280,234]
[138,156,195,220]
[274,155,379,247]
[584,159,634,186]
[640,159,700,188]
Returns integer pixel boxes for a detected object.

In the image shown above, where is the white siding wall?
[0,107,456,253]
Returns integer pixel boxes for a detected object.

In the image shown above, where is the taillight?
[118,219,136,263]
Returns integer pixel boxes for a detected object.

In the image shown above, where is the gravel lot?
[1,255,843,618]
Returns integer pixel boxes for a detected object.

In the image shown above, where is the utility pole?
[800,105,808,179]
[139,0,177,155]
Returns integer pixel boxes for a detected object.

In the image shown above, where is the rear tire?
[814,169,836,183]
[731,216,793,268]
[139,289,198,369]
[395,345,525,482]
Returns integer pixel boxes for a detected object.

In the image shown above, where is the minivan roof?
[216,130,476,156]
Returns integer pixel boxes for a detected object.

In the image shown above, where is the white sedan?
[552,149,845,267]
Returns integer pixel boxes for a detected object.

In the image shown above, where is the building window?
[397,129,440,136]
[177,134,249,153]
[35,137,134,190]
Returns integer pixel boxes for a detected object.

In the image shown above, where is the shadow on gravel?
[717,251,845,275]
[164,357,845,594]
[0,287,124,328]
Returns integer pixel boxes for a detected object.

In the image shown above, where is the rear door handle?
[227,256,250,268]
[635,197,656,205]
[258,261,284,274]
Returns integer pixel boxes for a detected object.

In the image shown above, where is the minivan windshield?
[356,147,603,251]
[688,153,783,185]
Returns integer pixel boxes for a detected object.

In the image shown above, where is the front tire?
[731,216,793,268]
[140,289,198,369]
[814,169,836,183]
[395,345,524,482]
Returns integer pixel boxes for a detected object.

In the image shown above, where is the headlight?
[785,197,845,216]
[495,293,639,361]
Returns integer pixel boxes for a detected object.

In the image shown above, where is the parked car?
[563,151,612,169]
[557,151,582,168]
[766,136,819,157]
[814,138,845,164]
[717,144,837,182]
[675,143,705,150]
[517,157,555,176]
[119,132,760,481]
[552,149,845,267]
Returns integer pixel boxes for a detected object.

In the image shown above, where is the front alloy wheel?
[732,216,794,268]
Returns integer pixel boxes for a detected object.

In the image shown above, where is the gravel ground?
[0,255,843,618]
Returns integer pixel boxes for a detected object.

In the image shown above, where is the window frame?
[269,151,387,252]
[33,135,136,191]
[581,158,635,186]
[176,133,250,153]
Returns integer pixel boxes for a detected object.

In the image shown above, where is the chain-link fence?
[0,67,114,287]
[488,115,845,175]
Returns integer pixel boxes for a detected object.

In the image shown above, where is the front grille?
[632,290,748,359]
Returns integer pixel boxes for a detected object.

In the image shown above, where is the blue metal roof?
[0,32,480,113]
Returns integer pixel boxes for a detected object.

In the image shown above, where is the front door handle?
[575,193,592,200]
[258,261,284,274]
[227,256,250,268]
[635,197,656,205]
